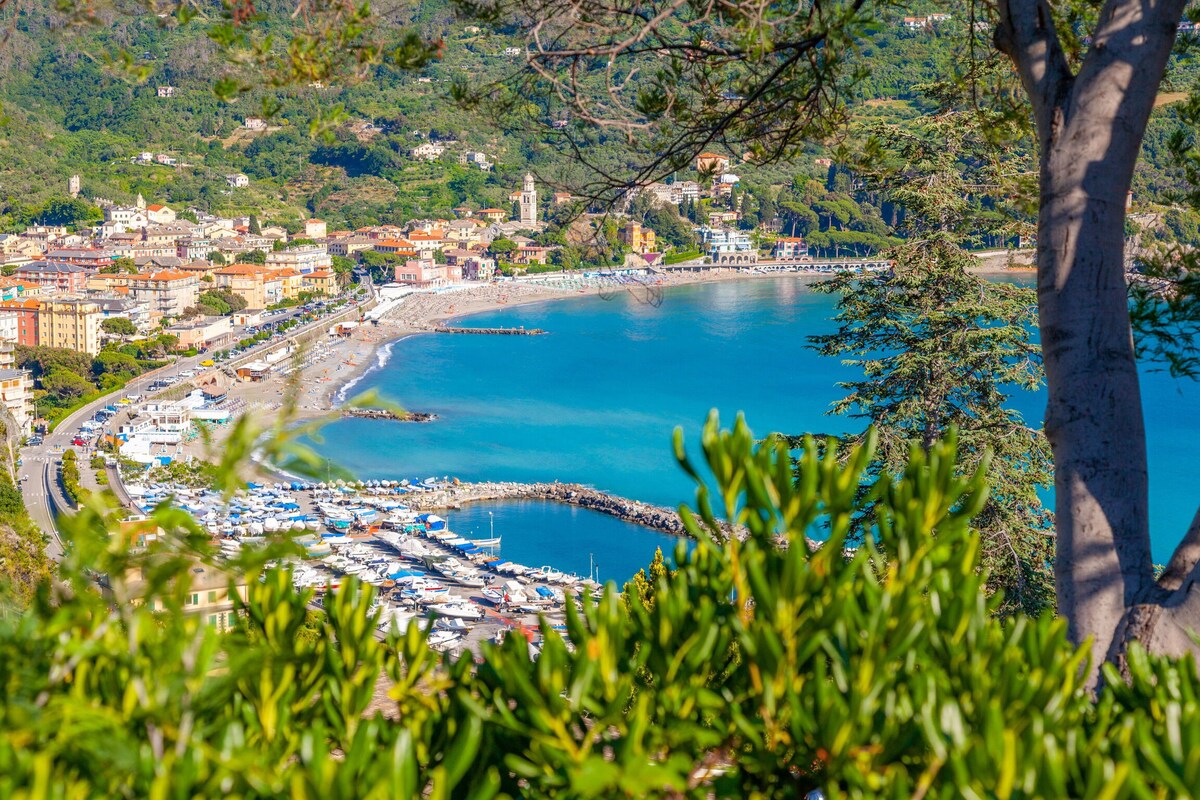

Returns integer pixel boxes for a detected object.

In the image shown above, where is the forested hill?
[1,0,1198,244]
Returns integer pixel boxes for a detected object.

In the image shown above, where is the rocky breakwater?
[433,326,545,335]
[341,408,437,422]
[408,480,740,540]
[540,484,689,534]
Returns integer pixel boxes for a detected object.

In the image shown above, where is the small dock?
[434,326,545,336]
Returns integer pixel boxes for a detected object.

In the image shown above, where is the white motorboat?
[481,587,505,605]
[428,601,483,620]
[426,630,464,649]
[535,566,566,583]
[450,572,486,588]
[502,580,529,604]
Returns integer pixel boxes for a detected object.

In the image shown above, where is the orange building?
[0,298,41,345]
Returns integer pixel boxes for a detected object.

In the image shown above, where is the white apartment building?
[265,244,332,274]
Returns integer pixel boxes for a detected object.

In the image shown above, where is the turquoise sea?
[314,276,1200,583]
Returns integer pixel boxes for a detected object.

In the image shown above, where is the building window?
[209,614,217,625]
[189,593,198,606]
[208,590,217,604]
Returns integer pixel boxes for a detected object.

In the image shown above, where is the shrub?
[5,419,1200,797]
[59,449,82,505]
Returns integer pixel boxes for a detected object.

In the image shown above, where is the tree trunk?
[1038,138,1154,674]
[996,0,1197,681]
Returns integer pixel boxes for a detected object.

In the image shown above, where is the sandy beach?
[182,261,1030,467]
[208,269,794,429]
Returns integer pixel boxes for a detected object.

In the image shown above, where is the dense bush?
[15,345,164,422]
[59,449,82,506]
[3,420,1200,797]
[100,317,138,337]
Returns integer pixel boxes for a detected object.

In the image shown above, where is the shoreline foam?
[333,336,404,407]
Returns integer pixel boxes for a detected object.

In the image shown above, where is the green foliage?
[93,350,141,377]
[622,546,671,611]
[16,345,161,422]
[0,463,50,607]
[20,196,102,227]
[100,317,138,336]
[41,368,94,401]
[193,289,247,316]
[806,113,1052,616]
[662,249,701,265]
[489,237,517,255]
[0,481,23,518]
[60,449,83,506]
[8,416,1200,795]
[145,458,218,489]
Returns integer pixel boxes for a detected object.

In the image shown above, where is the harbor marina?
[123,475,604,657]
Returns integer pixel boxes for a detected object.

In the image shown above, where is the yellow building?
[302,269,337,296]
[176,261,218,282]
[86,273,132,294]
[101,549,249,633]
[214,264,282,309]
[619,222,658,254]
[39,298,103,354]
[275,268,303,300]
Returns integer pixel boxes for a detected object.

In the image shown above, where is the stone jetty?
[405,480,739,539]
[433,326,545,335]
[341,408,437,422]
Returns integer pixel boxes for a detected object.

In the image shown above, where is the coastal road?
[18,288,372,555]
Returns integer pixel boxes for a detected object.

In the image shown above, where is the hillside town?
[0,160,817,438]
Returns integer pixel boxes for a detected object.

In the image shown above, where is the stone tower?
[68,175,81,198]
[519,173,538,225]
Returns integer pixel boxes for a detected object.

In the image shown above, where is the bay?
[312,275,1200,581]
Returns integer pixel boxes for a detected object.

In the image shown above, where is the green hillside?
[0,1,1196,245]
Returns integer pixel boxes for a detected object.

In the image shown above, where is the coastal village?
[0,153,820,443]
[9,154,843,656]
[7,0,1198,791]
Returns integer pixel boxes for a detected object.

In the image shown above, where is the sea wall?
[405,480,736,538]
